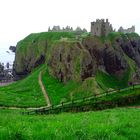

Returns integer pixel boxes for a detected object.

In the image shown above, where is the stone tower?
[91,19,113,36]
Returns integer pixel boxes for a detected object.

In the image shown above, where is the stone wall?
[118,26,135,33]
[91,19,113,36]
[48,26,87,33]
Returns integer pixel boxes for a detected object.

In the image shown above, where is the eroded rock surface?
[47,41,93,82]
[47,34,140,84]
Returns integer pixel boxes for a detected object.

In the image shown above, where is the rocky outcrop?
[103,47,128,75]
[47,33,140,85]
[14,38,47,77]
[118,36,140,67]
[82,36,129,78]
[9,46,16,53]
[47,41,93,82]
[13,31,140,86]
[13,32,75,79]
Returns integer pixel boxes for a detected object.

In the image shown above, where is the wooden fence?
[25,83,140,115]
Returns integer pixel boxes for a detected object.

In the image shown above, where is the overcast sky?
[0,0,140,50]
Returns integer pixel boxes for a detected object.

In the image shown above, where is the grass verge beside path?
[0,65,46,108]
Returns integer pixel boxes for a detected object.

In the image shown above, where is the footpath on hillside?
[0,70,51,110]
[38,71,51,107]
[1,72,140,111]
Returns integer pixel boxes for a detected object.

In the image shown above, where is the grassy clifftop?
[14,32,75,75]
[17,32,75,51]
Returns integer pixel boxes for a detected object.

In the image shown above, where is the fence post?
[118,88,120,93]
[93,95,97,101]
[61,102,64,107]
[71,100,74,107]
[106,90,108,95]
[83,97,85,102]
[61,102,64,112]
[35,110,38,114]
[49,105,53,114]
[133,84,135,90]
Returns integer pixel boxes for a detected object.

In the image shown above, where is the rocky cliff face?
[14,31,140,87]
[47,33,140,86]
[13,32,75,79]
[82,36,129,77]
[47,41,93,83]
[9,46,16,53]
[14,38,47,77]
[119,35,140,67]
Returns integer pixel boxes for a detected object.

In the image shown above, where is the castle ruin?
[48,26,87,33]
[91,19,113,36]
[118,26,135,34]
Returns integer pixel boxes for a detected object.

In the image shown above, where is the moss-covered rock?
[47,41,94,82]
[14,31,140,90]
[14,32,75,77]
[46,33,140,88]
[69,77,101,99]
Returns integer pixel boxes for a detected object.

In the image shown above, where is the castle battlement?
[91,19,135,36]
[91,19,113,36]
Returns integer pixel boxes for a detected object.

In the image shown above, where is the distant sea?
[0,47,15,68]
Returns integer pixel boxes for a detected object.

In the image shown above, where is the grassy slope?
[73,85,140,108]
[0,108,140,140]
[42,69,80,105]
[0,66,46,107]
[95,70,130,90]
[42,70,104,105]
[17,32,75,53]
[0,65,139,108]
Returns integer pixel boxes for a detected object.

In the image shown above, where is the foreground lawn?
[0,66,46,107]
[0,108,140,140]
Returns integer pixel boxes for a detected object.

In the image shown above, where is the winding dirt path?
[126,106,140,109]
[38,71,51,107]
[0,70,51,110]
[0,106,48,110]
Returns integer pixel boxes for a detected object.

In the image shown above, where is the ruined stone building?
[91,19,113,36]
[48,26,87,33]
[48,26,73,32]
[118,26,135,34]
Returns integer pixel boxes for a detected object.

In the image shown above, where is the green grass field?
[0,108,140,140]
[0,66,46,107]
